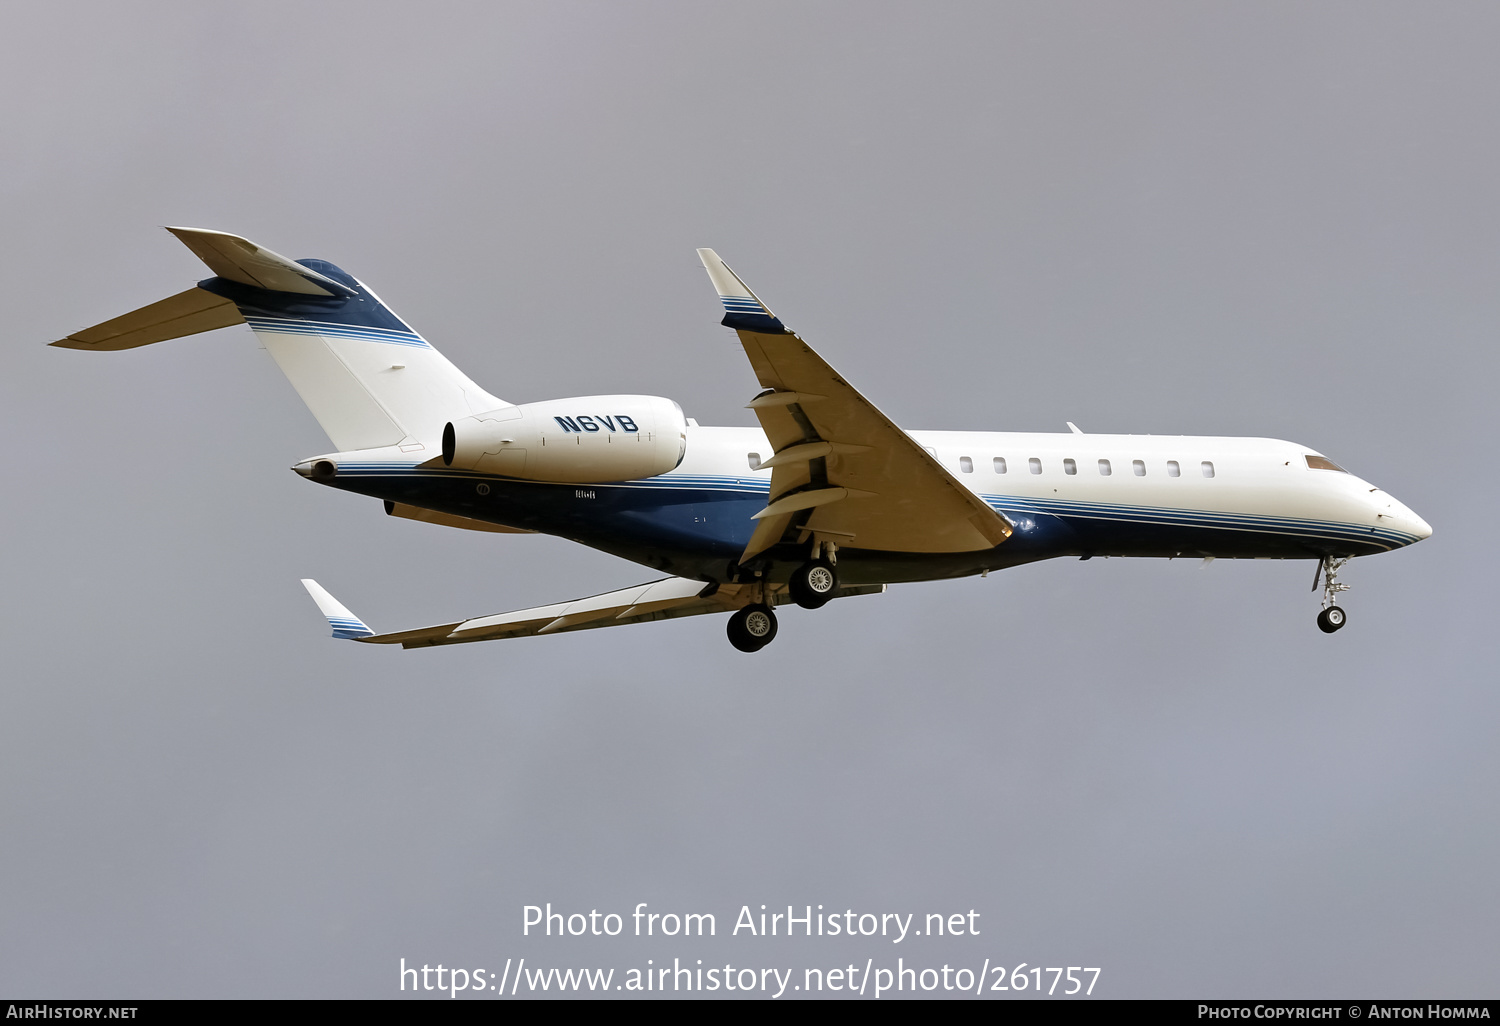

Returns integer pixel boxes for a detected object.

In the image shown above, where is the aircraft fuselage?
[299,425,1431,587]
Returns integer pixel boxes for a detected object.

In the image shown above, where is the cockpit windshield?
[1305,455,1347,473]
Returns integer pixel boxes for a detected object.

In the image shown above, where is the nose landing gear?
[1313,555,1351,633]
[1316,606,1346,633]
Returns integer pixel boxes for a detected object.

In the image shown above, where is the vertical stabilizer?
[165,228,507,454]
[52,228,509,455]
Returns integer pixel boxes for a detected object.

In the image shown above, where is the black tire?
[788,559,838,610]
[727,603,778,652]
[1316,606,1347,633]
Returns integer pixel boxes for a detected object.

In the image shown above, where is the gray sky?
[1,1,1494,999]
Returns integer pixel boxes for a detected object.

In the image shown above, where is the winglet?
[696,249,789,334]
[300,579,375,640]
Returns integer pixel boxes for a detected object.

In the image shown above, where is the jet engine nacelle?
[443,395,687,482]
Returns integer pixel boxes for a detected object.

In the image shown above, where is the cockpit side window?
[1305,455,1347,473]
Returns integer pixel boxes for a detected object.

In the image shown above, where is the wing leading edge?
[696,249,1013,563]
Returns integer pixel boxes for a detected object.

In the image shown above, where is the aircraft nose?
[1375,493,1432,544]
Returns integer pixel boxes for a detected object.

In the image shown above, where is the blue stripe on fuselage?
[306,465,1418,567]
[985,493,1416,550]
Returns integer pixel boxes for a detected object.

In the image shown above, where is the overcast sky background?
[1,1,1494,999]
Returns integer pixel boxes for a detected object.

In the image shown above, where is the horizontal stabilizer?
[300,579,375,640]
[51,288,242,351]
[167,226,356,296]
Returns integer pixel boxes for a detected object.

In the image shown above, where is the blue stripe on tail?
[198,259,425,337]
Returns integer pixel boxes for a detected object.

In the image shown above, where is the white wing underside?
[303,577,884,649]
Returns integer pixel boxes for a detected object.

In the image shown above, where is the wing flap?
[698,250,1013,559]
[450,577,712,642]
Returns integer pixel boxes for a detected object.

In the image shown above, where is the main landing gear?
[727,543,841,651]
[1313,555,1351,634]
[727,603,778,653]
[789,558,838,609]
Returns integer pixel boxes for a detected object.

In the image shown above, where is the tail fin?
[52,228,507,454]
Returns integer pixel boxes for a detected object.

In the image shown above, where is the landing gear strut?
[1313,555,1351,633]
[727,603,778,652]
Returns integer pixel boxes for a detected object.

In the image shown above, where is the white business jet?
[53,229,1431,651]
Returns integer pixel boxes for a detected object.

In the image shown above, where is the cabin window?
[747,452,762,470]
[959,456,973,473]
[1029,457,1042,474]
[1201,461,1215,478]
[1132,460,1146,477]
[924,447,938,458]
[1098,459,1112,476]
[1305,455,1347,472]
[1167,460,1180,478]
[993,457,1007,474]
[1063,458,1077,475]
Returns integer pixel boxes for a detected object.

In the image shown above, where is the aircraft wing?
[697,249,1013,562]
[301,577,885,649]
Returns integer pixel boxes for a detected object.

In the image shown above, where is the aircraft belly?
[320,471,766,559]
[315,470,1400,591]
[1044,510,1398,558]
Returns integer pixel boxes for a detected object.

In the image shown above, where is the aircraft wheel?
[788,559,838,610]
[727,603,778,652]
[1316,606,1347,634]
